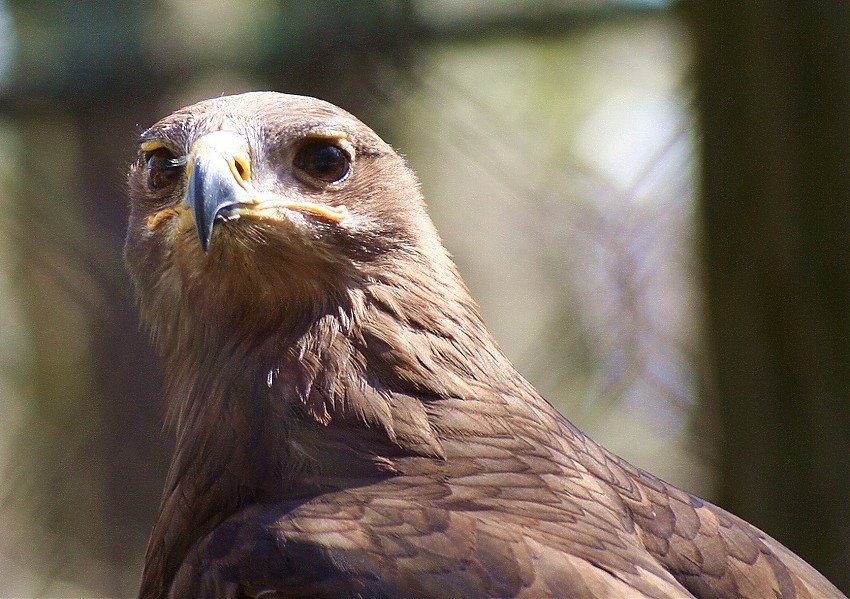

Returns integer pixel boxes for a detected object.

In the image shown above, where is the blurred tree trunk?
[693,1,850,591]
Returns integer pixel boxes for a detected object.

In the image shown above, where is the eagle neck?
[142,335,289,599]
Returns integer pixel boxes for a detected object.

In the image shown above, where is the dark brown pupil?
[146,148,184,191]
[294,141,350,183]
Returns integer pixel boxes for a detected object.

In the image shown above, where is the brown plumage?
[125,91,845,599]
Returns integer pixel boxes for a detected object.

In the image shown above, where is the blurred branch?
[410,1,675,44]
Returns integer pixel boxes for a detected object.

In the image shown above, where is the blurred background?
[0,1,847,596]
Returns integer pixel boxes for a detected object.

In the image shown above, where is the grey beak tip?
[185,154,245,252]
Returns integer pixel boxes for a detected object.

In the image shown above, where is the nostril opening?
[234,157,250,182]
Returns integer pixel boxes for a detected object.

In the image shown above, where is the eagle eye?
[293,140,350,183]
[145,147,185,191]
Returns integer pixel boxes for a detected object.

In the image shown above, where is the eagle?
[125,92,844,599]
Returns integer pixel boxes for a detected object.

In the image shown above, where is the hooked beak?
[184,132,253,252]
